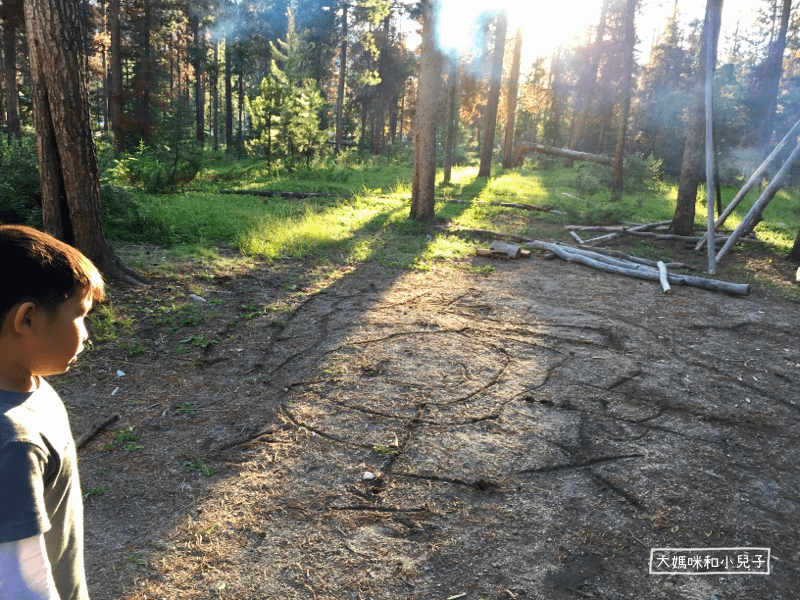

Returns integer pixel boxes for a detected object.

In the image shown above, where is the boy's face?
[26,287,93,378]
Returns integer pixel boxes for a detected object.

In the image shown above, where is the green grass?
[106,158,799,267]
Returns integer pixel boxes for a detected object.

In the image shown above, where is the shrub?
[0,138,42,225]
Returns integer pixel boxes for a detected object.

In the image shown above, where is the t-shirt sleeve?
[0,442,51,544]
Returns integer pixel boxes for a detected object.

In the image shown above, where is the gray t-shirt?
[0,380,89,600]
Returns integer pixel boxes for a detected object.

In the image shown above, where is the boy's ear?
[11,302,39,336]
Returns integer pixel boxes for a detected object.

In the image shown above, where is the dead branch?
[438,226,533,243]
[531,241,750,295]
[621,228,765,245]
[76,413,119,450]
[582,220,672,246]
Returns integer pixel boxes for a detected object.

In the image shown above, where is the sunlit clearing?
[238,202,377,259]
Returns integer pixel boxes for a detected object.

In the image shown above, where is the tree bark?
[334,0,347,154]
[610,0,636,202]
[22,0,143,283]
[410,0,441,223]
[478,11,506,178]
[501,27,522,169]
[672,0,722,236]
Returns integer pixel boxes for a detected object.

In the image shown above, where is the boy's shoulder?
[0,381,70,453]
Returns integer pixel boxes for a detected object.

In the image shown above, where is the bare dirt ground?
[57,228,800,600]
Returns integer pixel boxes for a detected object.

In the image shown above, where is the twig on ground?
[76,413,120,449]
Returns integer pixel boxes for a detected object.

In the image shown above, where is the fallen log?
[438,226,533,243]
[512,142,614,168]
[444,199,565,214]
[490,240,522,258]
[476,249,509,260]
[220,189,349,199]
[555,242,690,270]
[530,241,750,295]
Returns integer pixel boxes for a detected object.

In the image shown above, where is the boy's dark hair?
[0,225,105,324]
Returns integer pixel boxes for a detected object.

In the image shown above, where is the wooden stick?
[621,229,765,245]
[657,261,672,294]
[569,231,584,244]
[582,220,672,246]
[76,413,120,450]
[531,241,750,295]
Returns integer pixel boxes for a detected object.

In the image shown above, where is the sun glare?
[436,0,602,61]
[428,0,758,70]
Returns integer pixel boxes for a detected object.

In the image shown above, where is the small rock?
[362,471,376,481]
[116,370,125,377]
[190,293,207,303]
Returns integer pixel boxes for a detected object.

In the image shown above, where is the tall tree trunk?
[236,42,244,160]
[478,11,506,178]
[140,0,152,146]
[22,0,142,283]
[443,57,457,185]
[225,37,233,151]
[372,12,391,155]
[100,0,108,134]
[2,12,22,141]
[549,51,562,147]
[789,225,800,262]
[109,0,123,154]
[191,11,205,146]
[501,27,522,169]
[410,0,441,223]
[334,0,347,154]
[754,0,790,154]
[610,0,636,202]
[212,41,219,151]
[672,0,722,235]
[566,0,608,167]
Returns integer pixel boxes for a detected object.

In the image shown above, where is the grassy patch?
[105,159,798,271]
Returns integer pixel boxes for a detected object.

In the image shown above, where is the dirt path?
[61,247,800,599]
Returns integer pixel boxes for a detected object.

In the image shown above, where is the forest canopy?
[0,0,798,216]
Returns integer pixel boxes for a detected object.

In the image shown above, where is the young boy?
[0,224,105,600]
